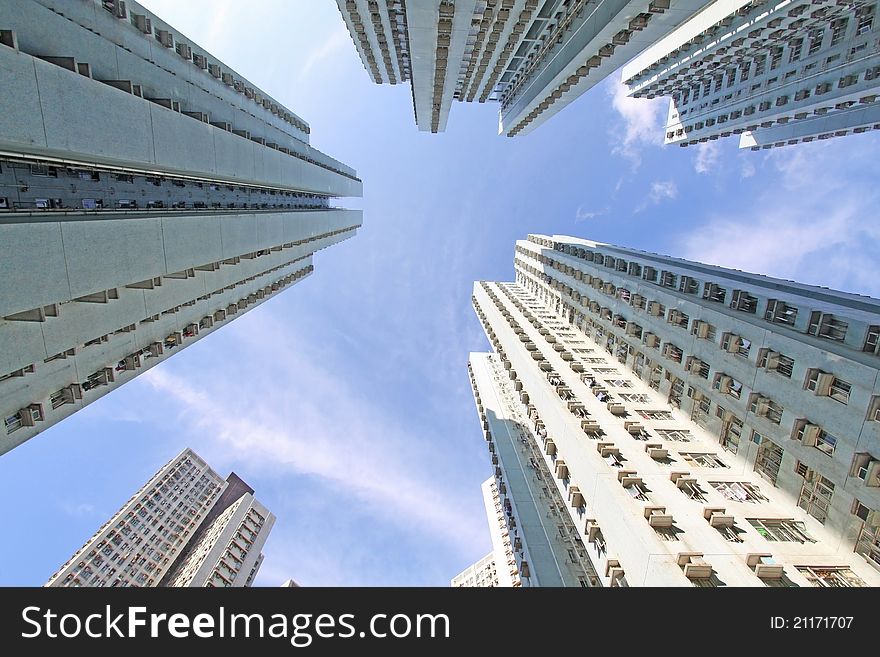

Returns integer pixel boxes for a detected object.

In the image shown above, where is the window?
[789,38,803,63]
[721,333,751,358]
[655,429,692,442]
[855,513,880,568]
[770,46,784,69]
[749,518,815,543]
[758,349,794,378]
[667,309,689,329]
[604,379,633,388]
[797,566,865,588]
[679,276,699,295]
[720,415,744,453]
[749,394,783,424]
[805,369,851,404]
[868,396,880,422]
[618,393,650,403]
[830,18,848,46]
[691,320,716,340]
[864,325,880,354]
[638,409,674,420]
[710,481,769,503]
[702,283,726,303]
[857,5,874,34]
[814,430,838,456]
[662,343,683,363]
[730,290,757,313]
[754,439,784,485]
[807,312,848,342]
[687,357,710,380]
[713,373,742,398]
[754,55,766,76]
[764,299,798,326]
[807,29,823,55]
[681,453,727,468]
[798,474,835,523]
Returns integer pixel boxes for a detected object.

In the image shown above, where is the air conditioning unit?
[709,512,735,528]
[725,335,741,352]
[814,372,835,396]
[864,460,880,487]
[648,302,662,316]
[645,334,660,348]
[688,359,703,374]
[754,398,771,416]
[765,351,781,369]
[719,376,733,393]
[696,322,710,338]
[800,423,820,447]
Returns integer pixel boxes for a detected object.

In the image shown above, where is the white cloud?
[694,142,721,174]
[140,312,488,563]
[680,140,880,296]
[634,179,678,214]
[607,78,666,167]
[575,206,608,222]
[299,26,351,82]
[740,158,756,178]
[61,502,97,518]
[649,180,678,203]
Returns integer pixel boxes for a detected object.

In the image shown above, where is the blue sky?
[1,0,879,587]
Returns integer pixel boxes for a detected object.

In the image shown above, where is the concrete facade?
[623,0,880,149]
[0,0,363,455]
[46,448,275,587]
[467,233,880,586]
[336,0,710,135]
[451,477,522,586]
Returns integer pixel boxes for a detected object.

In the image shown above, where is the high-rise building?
[623,0,880,150]
[451,477,522,586]
[46,448,274,587]
[468,233,880,586]
[0,0,362,455]
[335,0,709,135]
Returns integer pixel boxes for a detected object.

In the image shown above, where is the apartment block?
[336,0,709,135]
[451,477,522,586]
[467,233,880,586]
[46,448,275,587]
[623,0,880,149]
[0,0,363,455]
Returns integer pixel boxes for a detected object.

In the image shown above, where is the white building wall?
[468,237,880,586]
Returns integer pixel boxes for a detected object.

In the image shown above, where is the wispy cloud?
[694,142,721,174]
[60,502,98,518]
[140,311,488,578]
[680,140,880,296]
[740,158,756,178]
[635,179,678,213]
[299,26,351,82]
[607,78,666,167]
[575,206,609,222]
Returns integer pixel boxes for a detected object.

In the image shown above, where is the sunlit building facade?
[468,233,880,586]
[0,0,363,455]
[336,0,709,135]
[623,0,880,149]
[47,448,274,587]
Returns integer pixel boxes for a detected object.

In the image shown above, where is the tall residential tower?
[46,448,275,587]
[451,477,522,586]
[468,234,880,586]
[335,0,710,135]
[623,0,880,149]
[0,0,362,455]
